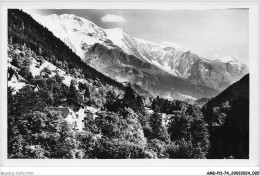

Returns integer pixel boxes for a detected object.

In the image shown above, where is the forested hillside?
[8,9,123,89]
[202,74,249,158]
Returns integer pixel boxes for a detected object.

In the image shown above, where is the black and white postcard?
[1,1,259,175]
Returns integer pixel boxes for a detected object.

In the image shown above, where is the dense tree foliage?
[151,96,188,114]
[68,80,83,103]
[148,108,169,142]
[167,106,210,158]
[8,110,81,159]
[8,74,211,159]
[81,108,151,158]
[202,74,249,159]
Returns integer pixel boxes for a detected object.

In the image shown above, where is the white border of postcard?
[1,0,259,170]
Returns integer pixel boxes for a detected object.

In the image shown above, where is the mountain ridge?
[85,43,219,100]
[29,12,248,100]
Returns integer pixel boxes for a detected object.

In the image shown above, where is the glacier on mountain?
[28,12,249,100]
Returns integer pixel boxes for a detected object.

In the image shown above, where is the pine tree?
[149,107,169,142]
[68,80,82,103]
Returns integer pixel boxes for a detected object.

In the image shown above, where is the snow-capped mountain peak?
[29,13,248,95]
[218,55,239,63]
[31,13,110,58]
[104,28,127,48]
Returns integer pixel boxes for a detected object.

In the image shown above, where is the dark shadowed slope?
[202,74,249,159]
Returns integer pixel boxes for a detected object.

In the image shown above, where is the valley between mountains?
[31,13,248,102]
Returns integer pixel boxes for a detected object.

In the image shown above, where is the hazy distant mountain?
[30,13,248,100]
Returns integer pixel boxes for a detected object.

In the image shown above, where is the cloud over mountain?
[101,14,126,23]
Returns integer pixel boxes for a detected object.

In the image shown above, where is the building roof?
[8,64,20,71]
[17,75,29,83]
[8,68,28,83]
[62,98,84,108]
[45,107,71,118]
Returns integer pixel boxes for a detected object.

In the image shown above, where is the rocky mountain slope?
[30,13,248,100]
[203,74,249,126]
[84,43,219,100]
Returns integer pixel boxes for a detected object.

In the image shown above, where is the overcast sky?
[26,9,249,65]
